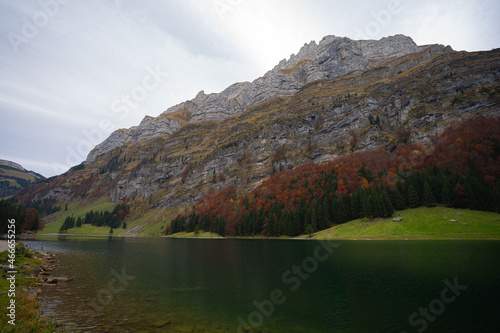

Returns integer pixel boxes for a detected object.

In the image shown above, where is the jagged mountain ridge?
[15,35,500,220]
[86,35,449,163]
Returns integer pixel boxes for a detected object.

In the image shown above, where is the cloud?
[1,0,499,177]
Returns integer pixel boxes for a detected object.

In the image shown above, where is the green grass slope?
[39,199,116,234]
[310,207,500,240]
[38,198,179,237]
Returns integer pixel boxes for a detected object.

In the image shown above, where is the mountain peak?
[86,34,452,163]
[271,34,424,74]
[0,159,25,172]
[0,159,46,197]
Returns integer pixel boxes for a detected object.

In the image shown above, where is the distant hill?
[0,159,45,198]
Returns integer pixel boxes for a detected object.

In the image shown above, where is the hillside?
[169,117,500,237]
[12,35,500,235]
[0,159,45,198]
[310,206,500,240]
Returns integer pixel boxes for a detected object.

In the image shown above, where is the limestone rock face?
[86,35,450,163]
[86,114,183,163]
[188,35,447,123]
[86,128,133,164]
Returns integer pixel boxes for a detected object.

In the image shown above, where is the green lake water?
[24,238,500,332]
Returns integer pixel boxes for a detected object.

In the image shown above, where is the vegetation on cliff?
[168,117,500,237]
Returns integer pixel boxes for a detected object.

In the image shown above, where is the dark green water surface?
[24,238,500,332]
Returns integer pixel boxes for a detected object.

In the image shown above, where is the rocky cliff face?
[86,35,449,163]
[17,35,500,216]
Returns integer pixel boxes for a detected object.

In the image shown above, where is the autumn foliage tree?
[169,117,500,237]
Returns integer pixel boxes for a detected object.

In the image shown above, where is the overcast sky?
[1,0,499,177]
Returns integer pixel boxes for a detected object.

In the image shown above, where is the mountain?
[14,35,500,230]
[86,34,450,162]
[0,159,45,198]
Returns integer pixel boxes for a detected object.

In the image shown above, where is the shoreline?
[30,234,500,241]
[35,207,500,241]
[0,241,69,331]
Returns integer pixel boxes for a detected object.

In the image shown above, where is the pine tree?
[350,191,361,219]
[317,203,325,230]
[284,211,293,236]
[372,194,382,218]
[423,181,436,207]
[362,192,373,219]
[408,185,420,208]
[305,224,314,236]
[323,196,331,227]
[304,211,311,232]
[292,210,301,237]
[441,183,451,206]
[381,192,394,217]
[397,181,407,203]
[463,181,479,210]
[342,195,351,221]
[202,214,210,231]
[331,198,339,224]
[311,208,318,232]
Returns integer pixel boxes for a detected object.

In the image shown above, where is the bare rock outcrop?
[85,35,450,163]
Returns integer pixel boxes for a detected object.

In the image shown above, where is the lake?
[24,237,500,332]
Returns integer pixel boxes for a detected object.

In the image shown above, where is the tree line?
[168,117,500,237]
[59,202,130,233]
[0,200,40,233]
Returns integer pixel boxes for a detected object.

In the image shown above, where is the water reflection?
[24,238,500,332]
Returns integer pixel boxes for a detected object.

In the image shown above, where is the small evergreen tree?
[305,224,314,237]
[381,192,394,217]
[441,184,451,206]
[311,208,318,232]
[202,214,210,231]
[362,192,374,219]
[323,196,331,228]
[423,181,436,207]
[350,191,361,219]
[317,204,325,230]
[408,185,420,208]
[372,194,382,218]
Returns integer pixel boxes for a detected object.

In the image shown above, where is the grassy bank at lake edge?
[0,243,71,332]
[165,207,500,240]
[38,205,500,240]
[308,206,500,240]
